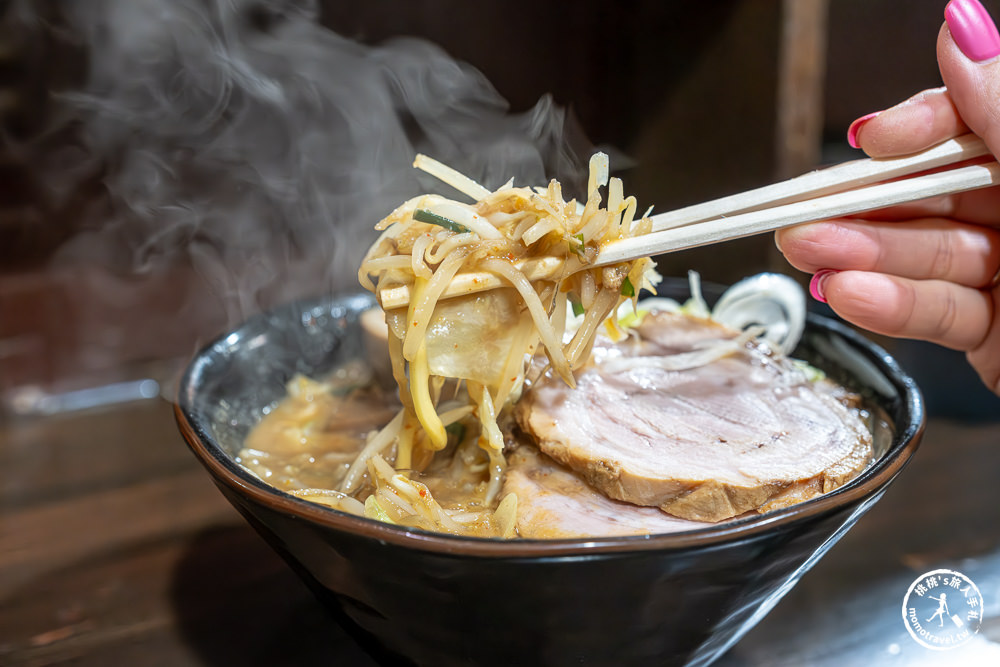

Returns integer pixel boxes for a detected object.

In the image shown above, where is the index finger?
[850,87,969,157]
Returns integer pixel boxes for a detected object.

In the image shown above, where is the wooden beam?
[776,0,830,179]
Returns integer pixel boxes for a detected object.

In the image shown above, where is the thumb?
[939,0,1000,154]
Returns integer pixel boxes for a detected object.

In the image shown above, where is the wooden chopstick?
[597,159,1000,265]
[648,133,990,231]
[378,135,998,310]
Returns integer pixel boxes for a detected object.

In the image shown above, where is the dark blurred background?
[0,0,997,419]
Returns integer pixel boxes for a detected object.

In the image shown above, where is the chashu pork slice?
[503,446,712,538]
[516,312,873,522]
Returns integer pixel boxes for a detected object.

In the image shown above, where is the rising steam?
[41,0,588,323]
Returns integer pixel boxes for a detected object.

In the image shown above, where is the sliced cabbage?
[385,288,535,388]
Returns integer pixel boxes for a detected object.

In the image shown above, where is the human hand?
[775,0,1000,394]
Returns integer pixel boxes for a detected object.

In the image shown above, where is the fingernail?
[847,112,880,149]
[945,0,1000,62]
[809,270,838,304]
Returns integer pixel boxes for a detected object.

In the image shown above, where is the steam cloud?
[41,0,589,323]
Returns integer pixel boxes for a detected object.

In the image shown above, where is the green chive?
[445,422,466,443]
[365,496,395,524]
[571,300,585,317]
[620,276,635,297]
[570,232,586,256]
[414,208,470,234]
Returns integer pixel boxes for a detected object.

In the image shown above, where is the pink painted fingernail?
[946,0,1000,62]
[847,112,880,149]
[809,270,838,304]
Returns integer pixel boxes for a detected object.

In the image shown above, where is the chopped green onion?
[570,232,586,256]
[617,307,646,330]
[364,496,396,524]
[620,276,635,297]
[445,422,467,444]
[414,208,470,234]
[792,359,827,383]
[571,300,585,317]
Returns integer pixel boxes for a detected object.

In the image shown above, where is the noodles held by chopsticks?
[350,153,659,533]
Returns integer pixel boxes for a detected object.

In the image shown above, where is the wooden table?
[2,395,999,666]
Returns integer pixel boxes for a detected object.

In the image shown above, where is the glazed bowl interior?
[175,280,925,666]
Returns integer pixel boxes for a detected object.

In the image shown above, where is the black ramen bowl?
[175,283,924,667]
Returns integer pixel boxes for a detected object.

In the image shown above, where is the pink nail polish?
[946,0,1000,62]
[847,112,879,149]
[809,270,838,304]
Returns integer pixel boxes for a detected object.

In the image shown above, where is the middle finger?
[846,183,1000,227]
